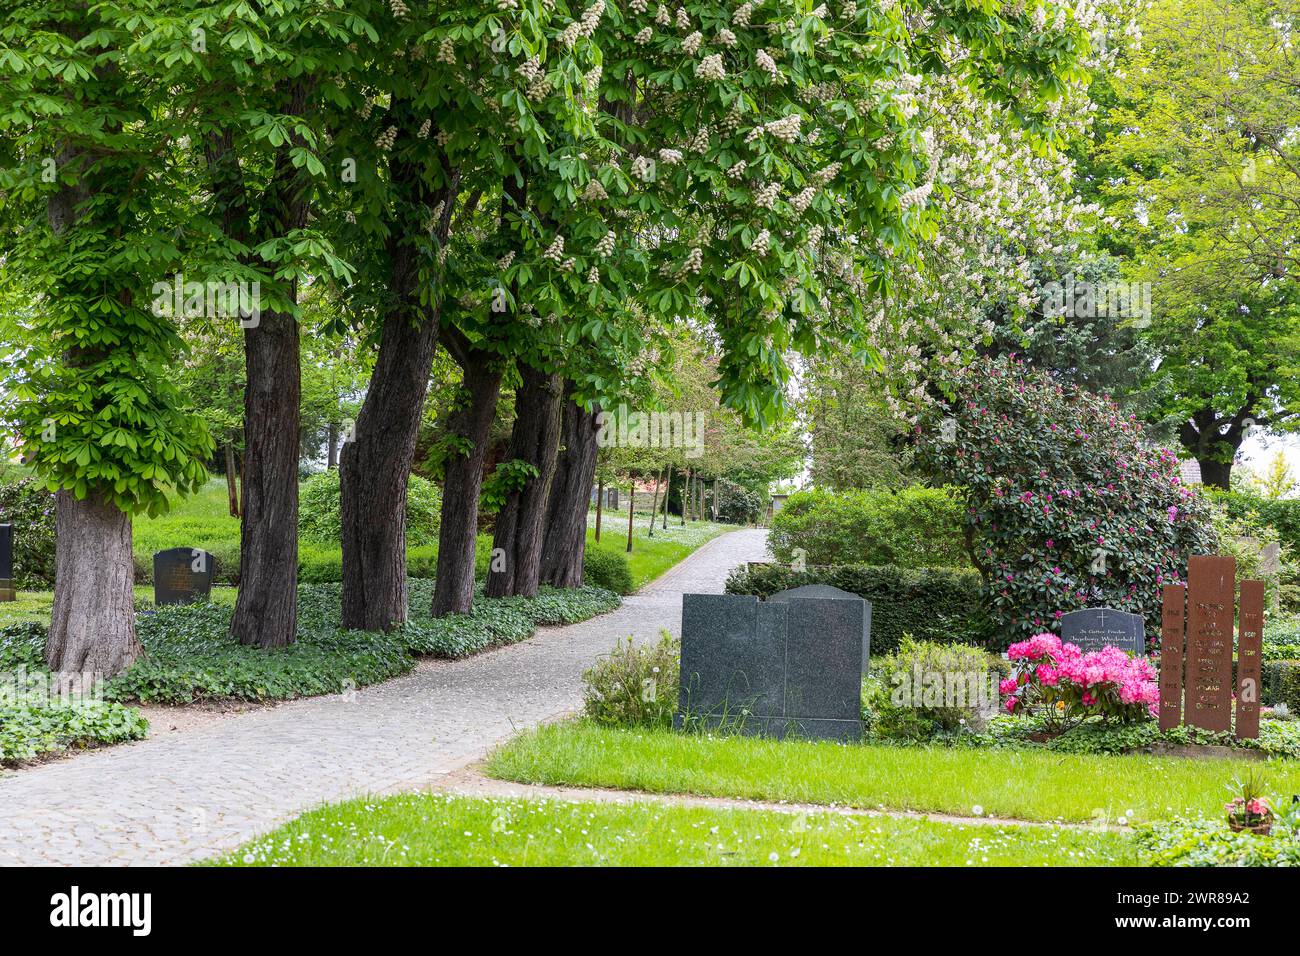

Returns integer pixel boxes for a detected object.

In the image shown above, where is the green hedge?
[724,563,990,655]
[768,486,969,568]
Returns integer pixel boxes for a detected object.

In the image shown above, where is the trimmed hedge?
[725,563,990,655]
[583,547,634,595]
[768,486,969,568]
[0,475,57,587]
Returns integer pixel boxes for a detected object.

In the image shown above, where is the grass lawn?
[586,510,734,590]
[486,722,1300,826]
[209,792,1135,866]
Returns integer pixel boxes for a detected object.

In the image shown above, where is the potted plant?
[1225,774,1274,835]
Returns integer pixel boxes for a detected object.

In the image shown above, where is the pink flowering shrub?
[1000,632,1158,730]
[917,355,1217,644]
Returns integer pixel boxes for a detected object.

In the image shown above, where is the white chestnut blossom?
[682,30,703,54]
[734,2,754,26]
[582,179,608,201]
[756,48,779,78]
[634,27,653,44]
[655,4,671,25]
[543,235,565,262]
[658,148,683,165]
[718,27,737,46]
[752,229,770,255]
[695,53,726,80]
[753,182,780,209]
[595,230,616,256]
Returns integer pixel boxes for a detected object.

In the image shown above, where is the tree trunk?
[626,477,635,552]
[594,482,604,542]
[1198,457,1232,491]
[431,329,502,616]
[327,422,339,470]
[339,311,440,630]
[662,465,671,529]
[486,364,565,598]
[683,470,692,523]
[231,301,301,647]
[225,443,241,518]
[712,479,718,521]
[647,468,662,536]
[540,390,600,588]
[339,153,458,630]
[46,489,140,680]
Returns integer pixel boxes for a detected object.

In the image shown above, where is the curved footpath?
[0,528,770,866]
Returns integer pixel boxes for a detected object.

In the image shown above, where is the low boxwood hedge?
[725,563,990,655]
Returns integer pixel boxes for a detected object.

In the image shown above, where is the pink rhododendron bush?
[999,632,1158,732]
[917,355,1218,645]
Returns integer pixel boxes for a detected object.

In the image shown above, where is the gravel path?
[0,528,769,866]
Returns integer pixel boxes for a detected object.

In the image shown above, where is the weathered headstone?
[153,547,215,606]
[0,523,14,602]
[1059,607,1146,655]
[1236,579,1265,740]
[1158,584,1185,731]
[676,587,871,741]
[1183,555,1236,733]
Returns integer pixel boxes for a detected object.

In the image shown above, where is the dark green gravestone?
[675,585,870,741]
[153,547,215,605]
[1059,607,1146,655]
[0,523,13,601]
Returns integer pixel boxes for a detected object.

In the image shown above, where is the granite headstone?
[676,587,870,741]
[1059,607,1146,655]
[153,547,215,606]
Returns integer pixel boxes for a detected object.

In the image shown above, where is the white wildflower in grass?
[734,1,754,26]
[695,53,726,80]
[676,6,691,29]
[543,235,565,262]
[658,148,683,165]
[634,26,653,44]
[682,30,703,54]
[655,4,670,25]
[972,805,984,816]
[752,228,771,255]
[417,118,431,139]
[595,230,616,256]
[726,159,747,179]
[582,179,608,201]
[756,48,779,79]
[768,851,779,862]
[718,27,737,46]
[790,186,817,213]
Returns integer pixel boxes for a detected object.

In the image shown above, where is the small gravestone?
[0,523,13,601]
[676,586,870,741]
[153,547,215,605]
[1059,607,1146,655]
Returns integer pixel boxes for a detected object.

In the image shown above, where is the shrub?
[866,638,1001,739]
[0,689,148,763]
[999,632,1158,730]
[725,563,989,655]
[768,485,968,568]
[583,547,634,594]
[299,469,441,547]
[0,475,57,587]
[916,354,1218,643]
[582,631,680,729]
[714,480,764,525]
[1136,817,1300,867]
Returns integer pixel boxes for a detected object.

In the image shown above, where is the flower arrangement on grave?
[999,632,1158,733]
[1225,774,1274,835]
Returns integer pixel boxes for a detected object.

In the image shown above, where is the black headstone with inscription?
[1059,607,1146,655]
[675,586,871,741]
[153,547,215,605]
[0,523,13,601]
